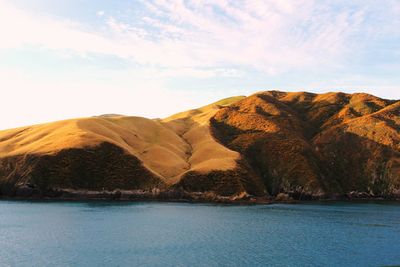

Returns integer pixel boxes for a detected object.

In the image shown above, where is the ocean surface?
[0,201,399,267]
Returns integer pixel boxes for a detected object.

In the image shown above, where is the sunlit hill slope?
[0,91,399,201]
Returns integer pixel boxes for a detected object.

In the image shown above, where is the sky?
[0,0,399,130]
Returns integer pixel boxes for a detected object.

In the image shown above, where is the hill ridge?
[0,91,398,201]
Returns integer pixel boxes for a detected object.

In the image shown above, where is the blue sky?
[0,0,399,129]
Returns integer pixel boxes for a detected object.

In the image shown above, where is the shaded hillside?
[211,91,399,199]
[0,142,163,197]
[0,91,399,201]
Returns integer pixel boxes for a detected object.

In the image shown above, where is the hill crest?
[0,91,398,201]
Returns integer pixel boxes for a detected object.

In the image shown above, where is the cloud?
[1,0,397,74]
[0,1,119,55]
[0,0,398,130]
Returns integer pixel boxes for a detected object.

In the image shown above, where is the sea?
[0,201,399,267]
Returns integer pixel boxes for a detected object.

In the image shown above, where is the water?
[0,201,399,267]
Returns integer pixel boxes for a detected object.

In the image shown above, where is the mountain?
[0,91,399,202]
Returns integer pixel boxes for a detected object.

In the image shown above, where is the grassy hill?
[0,91,398,201]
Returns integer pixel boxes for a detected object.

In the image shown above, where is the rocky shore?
[1,186,399,204]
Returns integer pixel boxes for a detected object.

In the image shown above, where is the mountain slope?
[0,91,398,201]
[211,91,399,199]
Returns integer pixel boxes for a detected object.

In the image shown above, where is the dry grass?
[162,96,245,183]
[211,91,400,196]
[0,96,244,185]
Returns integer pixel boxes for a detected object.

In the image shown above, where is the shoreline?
[1,197,399,206]
[1,188,399,205]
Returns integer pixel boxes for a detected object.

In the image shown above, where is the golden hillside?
[0,96,246,196]
[0,91,398,201]
[212,91,399,198]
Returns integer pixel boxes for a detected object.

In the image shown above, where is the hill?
[0,91,398,201]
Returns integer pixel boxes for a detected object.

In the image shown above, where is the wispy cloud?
[1,0,397,74]
[0,0,399,129]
